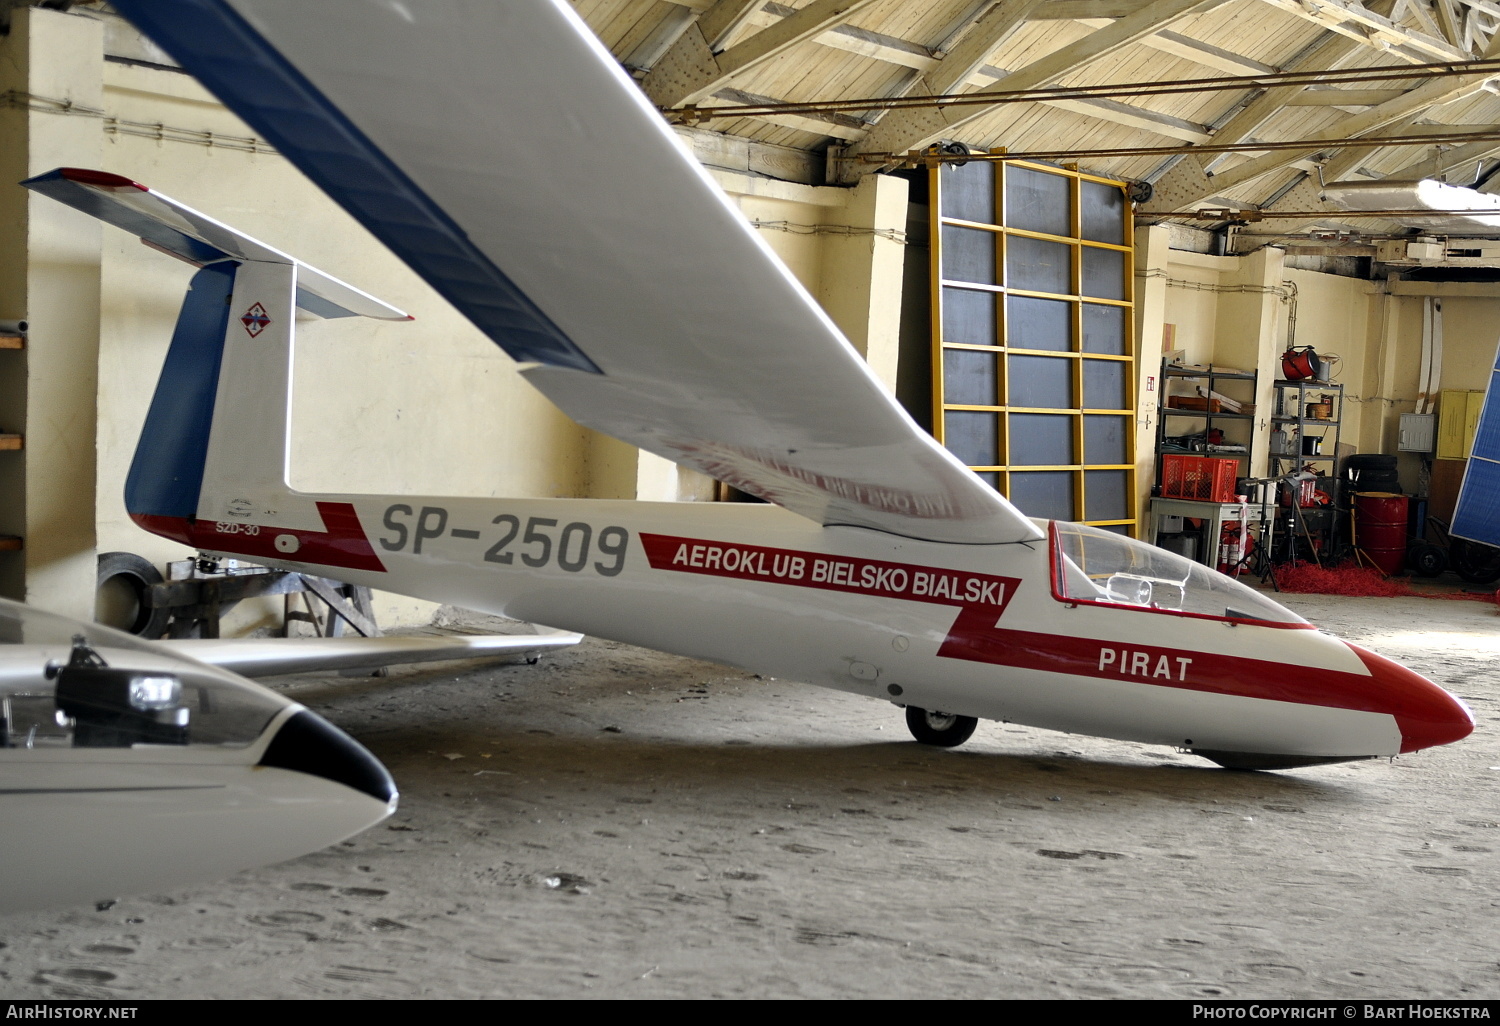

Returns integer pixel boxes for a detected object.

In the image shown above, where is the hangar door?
[931,158,1136,534]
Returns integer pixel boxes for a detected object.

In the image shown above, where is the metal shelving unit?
[1156,362,1257,469]
[1269,379,1344,559]
[1270,379,1342,475]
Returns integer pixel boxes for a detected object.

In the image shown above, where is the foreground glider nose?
[1348,644,1475,753]
[258,710,398,806]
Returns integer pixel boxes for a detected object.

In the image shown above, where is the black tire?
[905,706,978,748]
[95,551,170,638]
[1407,542,1447,578]
[939,140,970,166]
[1450,538,1500,584]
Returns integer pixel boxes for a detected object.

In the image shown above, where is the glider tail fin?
[128,257,298,542]
[21,167,409,546]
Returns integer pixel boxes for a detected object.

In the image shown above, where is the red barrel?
[1355,492,1408,575]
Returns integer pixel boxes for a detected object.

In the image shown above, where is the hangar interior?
[0,1,1497,1001]
[6,1,1500,632]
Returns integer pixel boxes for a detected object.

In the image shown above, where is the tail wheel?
[905,706,978,748]
[95,551,170,639]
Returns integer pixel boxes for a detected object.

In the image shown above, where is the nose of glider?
[1348,643,1474,753]
[258,709,398,807]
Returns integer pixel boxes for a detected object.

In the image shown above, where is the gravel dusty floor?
[0,588,1496,1000]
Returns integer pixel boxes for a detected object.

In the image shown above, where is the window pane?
[1082,303,1126,355]
[1007,235,1070,294]
[1009,413,1073,465]
[1084,469,1129,523]
[945,411,998,467]
[1005,166,1071,237]
[1081,246,1126,300]
[1083,359,1128,410]
[1085,414,1129,464]
[940,161,995,224]
[1009,471,1074,520]
[942,287,996,345]
[1008,295,1071,352]
[943,349,998,407]
[942,225,996,285]
[1009,355,1072,409]
[1081,180,1126,245]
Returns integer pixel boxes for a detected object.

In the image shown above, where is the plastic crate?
[1160,454,1239,502]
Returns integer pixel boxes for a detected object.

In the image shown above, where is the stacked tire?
[1342,453,1401,493]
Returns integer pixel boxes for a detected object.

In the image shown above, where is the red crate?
[1160,454,1239,502]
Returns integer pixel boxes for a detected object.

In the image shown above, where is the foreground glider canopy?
[0,599,395,913]
[109,0,1044,547]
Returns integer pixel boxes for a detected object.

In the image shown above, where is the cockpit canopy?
[0,600,285,749]
[1050,521,1308,628]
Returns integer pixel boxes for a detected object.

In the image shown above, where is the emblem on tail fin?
[240,303,271,337]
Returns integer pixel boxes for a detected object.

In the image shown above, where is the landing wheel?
[905,706,977,748]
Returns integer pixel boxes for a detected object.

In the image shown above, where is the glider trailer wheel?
[905,706,978,748]
[95,551,170,639]
[1450,537,1500,584]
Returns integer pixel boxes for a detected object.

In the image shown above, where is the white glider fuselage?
[145,491,1470,767]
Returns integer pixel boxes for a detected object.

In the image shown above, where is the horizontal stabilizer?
[23,167,409,321]
[168,631,582,678]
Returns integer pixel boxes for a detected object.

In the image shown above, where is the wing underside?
[110,0,1044,545]
[169,631,583,678]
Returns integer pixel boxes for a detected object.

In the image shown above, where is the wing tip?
[59,167,149,192]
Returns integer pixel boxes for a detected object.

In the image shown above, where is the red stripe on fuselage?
[637,532,1468,752]
[639,532,1020,614]
[939,612,1471,752]
[131,501,386,573]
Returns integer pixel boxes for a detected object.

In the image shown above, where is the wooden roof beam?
[1198,65,1500,195]
[706,87,871,140]
[1039,96,1215,139]
[1319,117,1500,179]
[739,2,938,70]
[839,0,1227,176]
[1383,134,1500,177]
[1141,0,1397,209]
[642,0,885,109]
[1031,1,1163,16]
[1073,18,1279,73]
[1257,0,1476,62]
[1284,87,1411,106]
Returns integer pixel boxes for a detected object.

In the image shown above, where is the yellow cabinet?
[1437,389,1485,460]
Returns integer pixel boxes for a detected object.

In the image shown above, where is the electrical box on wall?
[1400,413,1435,452]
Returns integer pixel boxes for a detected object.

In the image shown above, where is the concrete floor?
[0,589,1496,999]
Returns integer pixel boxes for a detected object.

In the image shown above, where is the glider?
[0,597,396,913]
[43,0,1471,770]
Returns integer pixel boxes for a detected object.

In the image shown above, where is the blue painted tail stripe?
[125,263,236,520]
[110,0,600,375]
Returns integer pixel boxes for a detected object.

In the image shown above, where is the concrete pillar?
[816,173,909,394]
[1132,224,1170,535]
[1213,246,1285,479]
[0,8,103,618]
